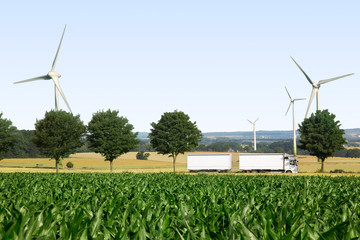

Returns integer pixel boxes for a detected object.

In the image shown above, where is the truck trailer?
[187,153,232,172]
[239,153,298,173]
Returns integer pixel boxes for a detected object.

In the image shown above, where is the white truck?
[187,153,232,172]
[239,153,298,173]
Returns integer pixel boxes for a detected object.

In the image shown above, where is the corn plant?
[0,173,359,239]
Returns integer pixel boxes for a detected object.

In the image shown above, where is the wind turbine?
[290,56,353,118]
[247,118,259,151]
[285,86,305,156]
[14,25,72,113]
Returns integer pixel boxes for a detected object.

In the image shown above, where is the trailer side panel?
[239,153,285,170]
[187,154,232,170]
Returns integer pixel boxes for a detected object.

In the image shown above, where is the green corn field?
[0,173,359,239]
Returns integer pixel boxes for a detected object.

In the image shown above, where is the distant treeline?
[196,139,360,158]
[1,130,44,158]
[2,131,360,159]
[195,141,301,154]
[0,130,154,159]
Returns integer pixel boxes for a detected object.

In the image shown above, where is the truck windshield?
[290,160,296,165]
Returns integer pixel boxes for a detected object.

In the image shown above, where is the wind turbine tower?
[14,25,72,113]
[290,56,353,118]
[285,87,305,156]
[247,118,259,151]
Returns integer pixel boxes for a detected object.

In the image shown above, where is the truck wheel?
[286,170,292,173]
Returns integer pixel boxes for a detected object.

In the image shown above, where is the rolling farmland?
[1,152,360,173]
[0,173,359,238]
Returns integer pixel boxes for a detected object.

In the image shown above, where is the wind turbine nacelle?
[48,71,61,78]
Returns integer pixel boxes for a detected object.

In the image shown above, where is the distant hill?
[344,128,360,140]
[203,130,293,140]
[137,132,149,139]
[204,129,360,141]
[137,129,360,141]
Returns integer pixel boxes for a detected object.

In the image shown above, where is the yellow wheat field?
[0,152,187,173]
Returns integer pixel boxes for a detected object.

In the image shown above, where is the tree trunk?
[110,160,113,172]
[172,155,177,173]
[56,159,59,173]
[321,158,325,172]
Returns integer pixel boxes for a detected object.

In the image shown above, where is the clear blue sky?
[0,1,359,132]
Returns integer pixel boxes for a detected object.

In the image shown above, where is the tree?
[298,110,346,172]
[87,109,139,172]
[0,113,17,159]
[33,110,86,173]
[138,140,154,152]
[269,141,293,154]
[136,151,150,160]
[345,148,360,158]
[196,144,207,151]
[273,147,284,153]
[149,110,202,173]
[333,149,347,157]
[3,130,44,158]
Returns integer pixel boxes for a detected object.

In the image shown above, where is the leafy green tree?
[3,130,44,158]
[208,142,222,152]
[87,109,139,172]
[136,151,150,160]
[33,110,86,173]
[269,141,293,154]
[298,110,346,172]
[254,143,271,153]
[149,110,202,173]
[137,140,154,152]
[196,144,207,151]
[0,113,17,159]
[273,147,284,153]
[243,145,251,152]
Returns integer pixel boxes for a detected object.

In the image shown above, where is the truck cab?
[284,154,298,173]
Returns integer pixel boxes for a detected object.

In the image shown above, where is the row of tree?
[0,109,350,173]
[4,131,359,159]
[0,110,202,173]
[196,141,296,154]
[1,131,153,158]
[197,140,360,157]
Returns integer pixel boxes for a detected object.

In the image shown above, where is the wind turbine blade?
[51,25,66,71]
[13,75,49,84]
[285,102,292,116]
[285,86,291,99]
[290,56,315,86]
[318,73,354,85]
[293,98,306,101]
[52,77,72,113]
[305,88,316,118]
[247,119,252,124]
[254,118,259,123]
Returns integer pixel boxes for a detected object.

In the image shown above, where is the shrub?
[66,162,74,168]
[136,151,150,160]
